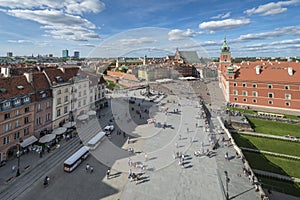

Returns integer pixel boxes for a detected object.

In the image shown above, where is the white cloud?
[199,18,250,31]
[211,12,231,19]
[168,29,202,41]
[118,37,157,46]
[7,39,32,43]
[0,0,105,15]
[245,0,300,16]
[235,25,300,41]
[0,0,105,41]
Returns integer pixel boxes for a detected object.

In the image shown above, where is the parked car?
[103,125,114,135]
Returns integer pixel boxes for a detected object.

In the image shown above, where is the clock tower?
[219,37,231,73]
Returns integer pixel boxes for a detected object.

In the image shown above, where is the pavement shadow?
[148,157,157,161]
[229,187,255,199]
[109,172,122,179]
[184,164,193,169]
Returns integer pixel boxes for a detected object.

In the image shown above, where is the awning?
[20,136,38,148]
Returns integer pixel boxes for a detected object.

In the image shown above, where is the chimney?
[24,72,33,83]
[288,67,293,76]
[255,66,261,75]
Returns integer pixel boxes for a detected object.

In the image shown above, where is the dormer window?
[17,85,24,90]
[3,101,11,109]
[14,99,21,106]
[23,97,30,103]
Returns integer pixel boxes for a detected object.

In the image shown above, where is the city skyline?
[0,0,300,58]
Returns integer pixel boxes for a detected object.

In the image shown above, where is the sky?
[0,0,300,58]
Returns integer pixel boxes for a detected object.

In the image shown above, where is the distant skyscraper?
[7,52,13,57]
[74,51,80,58]
[62,49,69,58]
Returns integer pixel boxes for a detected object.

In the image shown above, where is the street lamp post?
[224,171,230,200]
[16,144,21,177]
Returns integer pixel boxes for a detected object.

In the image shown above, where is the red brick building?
[218,38,300,114]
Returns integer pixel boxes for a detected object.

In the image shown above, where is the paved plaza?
[0,80,264,200]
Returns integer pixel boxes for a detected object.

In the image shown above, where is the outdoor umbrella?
[52,127,67,135]
[39,134,56,143]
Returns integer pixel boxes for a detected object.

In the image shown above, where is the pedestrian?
[12,165,16,173]
[128,158,132,166]
[144,153,148,162]
[196,123,198,128]
[106,169,110,179]
[86,163,90,172]
[175,142,178,148]
[128,169,132,179]
[179,134,181,140]
[187,127,189,132]
[90,166,94,173]
[235,151,239,158]
[225,152,229,161]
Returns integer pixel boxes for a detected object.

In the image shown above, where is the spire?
[221,36,230,52]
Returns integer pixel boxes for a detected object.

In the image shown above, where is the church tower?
[219,37,231,73]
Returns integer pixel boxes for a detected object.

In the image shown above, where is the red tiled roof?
[43,67,79,84]
[225,61,300,84]
[0,76,34,99]
[32,72,51,90]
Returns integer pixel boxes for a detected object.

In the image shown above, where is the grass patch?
[248,117,300,138]
[243,151,300,178]
[259,176,300,197]
[233,133,300,157]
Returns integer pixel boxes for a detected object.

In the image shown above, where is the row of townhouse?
[0,66,106,161]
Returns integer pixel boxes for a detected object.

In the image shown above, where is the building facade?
[0,76,35,161]
[218,38,300,114]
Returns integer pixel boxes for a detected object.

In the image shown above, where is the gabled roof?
[0,76,34,99]
[178,51,200,63]
[32,72,51,91]
[43,67,79,85]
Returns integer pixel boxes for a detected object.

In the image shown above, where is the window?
[243,98,247,102]
[3,136,9,145]
[14,99,21,105]
[64,106,68,114]
[90,96,93,103]
[4,113,10,120]
[24,128,29,136]
[268,100,273,105]
[15,109,20,116]
[253,99,257,103]
[285,85,290,90]
[36,117,42,125]
[3,102,11,109]
[242,83,247,87]
[3,123,11,132]
[46,101,51,108]
[78,91,82,97]
[83,90,86,96]
[24,117,29,124]
[268,84,272,89]
[57,89,61,95]
[25,107,29,113]
[57,98,61,105]
[102,85,105,89]
[90,89,93,93]
[102,92,104,98]
[23,97,30,103]
[14,132,20,140]
[285,94,291,100]
[285,102,290,106]
[252,91,257,97]
[15,120,20,128]
[79,85,81,89]
[46,113,51,121]
[78,101,81,108]
[57,109,61,117]
[65,88,69,93]
[252,84,257,88]
[64,96,68,103]
[84,84,87,88]
[83,99,86,106]
[268,93,274,98]
[234,97,238,101]
[37,103,42,111]
[242,91,248,96]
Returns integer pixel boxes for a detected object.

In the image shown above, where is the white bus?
[87,131,106,150]
[64,146,89,172]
